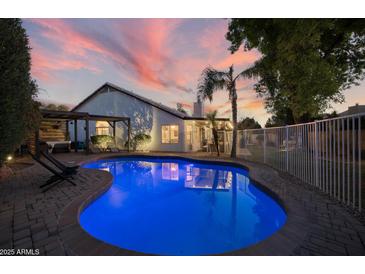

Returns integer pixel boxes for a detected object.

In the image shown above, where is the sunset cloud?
[23,19,268,124]
[22,19,364,126]
[27,19,262,93]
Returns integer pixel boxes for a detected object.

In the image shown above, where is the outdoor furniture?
[40,150,79,175]
[46,141,71,153]
[27,150,76,192]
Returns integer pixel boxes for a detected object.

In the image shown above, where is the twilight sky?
[23,18,365,126]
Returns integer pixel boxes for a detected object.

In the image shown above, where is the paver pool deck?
[0,152,365,256]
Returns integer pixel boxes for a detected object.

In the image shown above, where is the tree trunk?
[230,87,238,158]
[213,128,220,156]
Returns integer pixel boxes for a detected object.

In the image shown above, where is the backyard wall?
[39,119,67,142]
[25,119,67,154]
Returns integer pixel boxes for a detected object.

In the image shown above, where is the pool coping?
[59,153,311,256]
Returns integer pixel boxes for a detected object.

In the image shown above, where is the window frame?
[185,124,193,145]
[161,124,179,144]
[95,121,110,136]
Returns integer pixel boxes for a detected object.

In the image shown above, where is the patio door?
[225,131,232,153]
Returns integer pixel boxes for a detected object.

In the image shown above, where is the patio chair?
[40,150,79,175]
[27,150,76,192]
[38,141,79,174]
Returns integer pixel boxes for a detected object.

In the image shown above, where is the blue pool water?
[80,157,286,255]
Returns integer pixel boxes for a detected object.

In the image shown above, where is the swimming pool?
[80,156,287,255]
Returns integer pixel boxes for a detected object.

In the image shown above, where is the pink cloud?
[29,19,106,57]
[29,18,187,93]
[28,20,103,83]
[113,19,187,92]
[27,18,265,117]
[215,50,260,70]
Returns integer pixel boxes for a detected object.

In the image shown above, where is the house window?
[186,125,192,145]
[161,125,179,144]
[95,121,110,135]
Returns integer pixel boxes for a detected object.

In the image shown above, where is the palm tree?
[206,111,220,156]
[198,65,242,158]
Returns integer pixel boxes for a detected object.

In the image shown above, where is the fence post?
[263,128,267,164]
[285,126,289,171]
[359,116,362,212]
[314,121,319,187]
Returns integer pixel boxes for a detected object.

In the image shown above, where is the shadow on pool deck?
[1,152,365,255]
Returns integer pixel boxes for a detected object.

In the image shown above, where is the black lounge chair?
[40,150,79,175]
[28,151,76,192]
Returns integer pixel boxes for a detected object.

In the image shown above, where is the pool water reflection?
[80,157,286,255]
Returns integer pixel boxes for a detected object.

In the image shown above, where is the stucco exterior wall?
[68,87,186,152]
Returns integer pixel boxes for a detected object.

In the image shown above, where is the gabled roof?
[72,82,230,121]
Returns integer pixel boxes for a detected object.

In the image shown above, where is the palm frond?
[206,110,218,128]
[197,67,229,102]
[235,57,264,81]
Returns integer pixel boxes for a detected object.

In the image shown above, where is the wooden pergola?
[37,109,131,155]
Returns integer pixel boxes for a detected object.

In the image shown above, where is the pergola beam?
[41,109,129,123]
[39,109,131,154]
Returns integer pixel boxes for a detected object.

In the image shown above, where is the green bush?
[125,133,151,151]
[0,19,40,166]
[91,135,114,149]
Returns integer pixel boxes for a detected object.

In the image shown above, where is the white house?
[69,82,232,153]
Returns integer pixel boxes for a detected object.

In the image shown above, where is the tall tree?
[0,19,40,165]
[176,102,188,115]
[206,111,220,156]
[237,117,262,130]
[226,19,365,124]
[41,103,69,111]
[198,65,242,158]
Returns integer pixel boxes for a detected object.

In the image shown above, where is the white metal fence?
[237,113,364,212]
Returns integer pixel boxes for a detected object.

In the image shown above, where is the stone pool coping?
[59,153,311,256]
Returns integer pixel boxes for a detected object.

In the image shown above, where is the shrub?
[90,135,114,149]
[126,133,151,151]
[0,19,40,166]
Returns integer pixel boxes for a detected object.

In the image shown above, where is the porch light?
[6,155,13,161]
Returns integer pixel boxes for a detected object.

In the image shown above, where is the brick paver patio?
[0,152,364,255]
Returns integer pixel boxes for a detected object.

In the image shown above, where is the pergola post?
[35,129,40,158]
[85,117,90,154]
[113,121,116,146]
[74,119,78,152]
[65,120,69,139]
[128,119,131,152]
